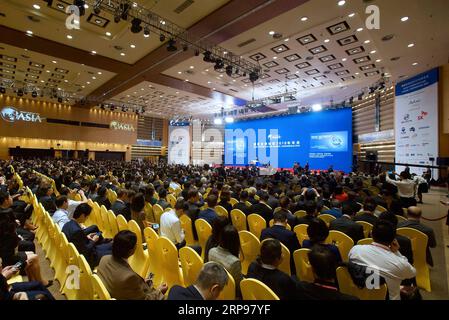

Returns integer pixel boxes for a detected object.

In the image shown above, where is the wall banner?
[168,124,190,165]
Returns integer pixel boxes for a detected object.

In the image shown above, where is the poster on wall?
[395,68,439,177]
[168,123,190,165]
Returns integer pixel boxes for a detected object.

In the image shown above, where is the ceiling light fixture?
[33,4,41,9]
[106,31,112,36]
[401,16,409,22]
[143,27,150,38]
[67,35,73,39]
[159,33,166,42]
[167,39,177,52]
[408,43,415,48]
[300,16,308,21]
[338,0,346,6]
[130,18,142,33]
[348,13,355,17]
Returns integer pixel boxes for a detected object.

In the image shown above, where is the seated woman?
[302,218,342,263]
[204,216,229,262]
[130,193,149,238]
[247,239,297,300]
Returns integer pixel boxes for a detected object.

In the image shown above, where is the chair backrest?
[238,230,261,275]
[91,274,112,300]
[325,230,354,262]
[229,198,238,206]
[77,254,93,300]
[355,221,373,238]
[218,269,235,300]
[245,201,252,208]
[318,214,336,226]
[143,227,161,286]
[397,227,431,292]
[100,205,111,238]
[156,236,184,288]
[240,278,280,300]
[195,219,212,259]
[127,220,149,278]
[293,224,309,244]
[294,210,307,218]
[293,248,314,283]
[230,209,247,232]
[336,266,387,300]
[375,205,388,213]
[152,204,164,224]
[396,215,408,223]
[357,238,373,245]
[321,206,330,212]
[247,214,266,239]
[261,238,291,275]
[268,219,291,231]
[107,210,119,237]
[116,214,129,231]
[179,246,204,287]
[179,214,195,246]
[144,202,155,223]
[167,194,177,208]
[215,205,229,218]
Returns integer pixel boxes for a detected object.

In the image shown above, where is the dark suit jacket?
[168,285,203,300]
[187,202,201,240]
[95,196,111,210]
[296,215,316,226]
[330,216,365,244]
[218,200,233,214]
[398,219,436,266]
[343,200,362,214]
[296,280,358,300]
[249,202,273,223]
[247,261,297,300]
[233,202,251,215]
[198,208,219,225]
[373,195,388,209]
[353,212,378,225]
[62,220,97,267]
[396,234,414,264]
[267,196,279,210]
[111,200,127,216]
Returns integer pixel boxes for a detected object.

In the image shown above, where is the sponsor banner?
[1,106,43,123]
[136,139,162,147]
[168,124,190,165]
[358,130,394,144]
[395,68,439,177]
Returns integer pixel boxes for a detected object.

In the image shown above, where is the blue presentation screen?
[224,108,353,172]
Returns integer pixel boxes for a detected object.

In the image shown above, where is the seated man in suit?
[62,203,112,268]
[353,197,378,225]
[247,187,259,205]
[322,199,343,219]
[398,206,436,266]
[110,188,128,216]
[198,194,219,225]
[296,200,319,226]
[329,204,364,244]
[247,239,297,300]
[260,210,300,274]
[344,191,363,214]
[97,230,167,300]
[168,262,228,300]
[249,191,273,223]
[232,190,251,215]
[296,245,358,300]
[156,188,171,210]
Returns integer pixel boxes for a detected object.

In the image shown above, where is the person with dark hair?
[122,189,135,221]
[59,186,88,219]
[296,200,318,226]
[62,203,112,268]
[385,171,417,208]
[97,230,166,300]
[218,190,232,214]
[52,195,71,230]
[38,184,56,214]
[389,198,405,216]
[260,210,300,274]
[247,239,297,300]
[249,191,273,223]
[302,218,342,263]
[130,193,148,236]
[232,190,251,215]
[168,262,228,300]
[349,220,416,300]
[333,185,348,202]
[156,188,171,210]
[378,212,413,264]
[111,188,128,216]
[160,198,189,250]
[329,204,364,244]
[296,245,357,300]
[198,194,219,225]
[144,185,158,206]
[204,217,230,262]
[322,199,343,218]
[94,186,111,210]
[208,225,242,294]
[344,191,363,213]
[353,197,378,225]
[277,196,297,228]
[186,188,201,240]
[267,186,280,210]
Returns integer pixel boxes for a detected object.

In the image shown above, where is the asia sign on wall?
[1,106,43,123]
[395,68,439,177]
[109,120,135,131]
[168,123,190,165]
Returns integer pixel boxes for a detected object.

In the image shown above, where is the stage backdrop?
[224,108,353,172]
[395,68,439,177]
[168,123,190,165]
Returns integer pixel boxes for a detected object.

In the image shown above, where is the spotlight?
[114,10,121,23]
[93,0,102,14]
[143,27,150,37]
[358,92,364,101]
[312,104,322,112]
[349,96,354,104]
[0,87,5,94]
[58,97,63,103]
[32,91,38,98]
[17,89,24,97]
[249,71,259,82]
[369,87,375,94]
[214,59,224,70]
[379,82,386,90]
[203,51,212,62]
[73,0,86,16]
[159,34,166,42]
[120,2,130,20]
[130,18,142,33]
[100,104,105,110]
[44,0,53,6]
[225,65,233,77]
[167,39,177,52]
[194,49,200,56]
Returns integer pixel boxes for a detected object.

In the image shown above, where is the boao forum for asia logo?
[1,106,43,123]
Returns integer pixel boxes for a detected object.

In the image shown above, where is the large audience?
[0,158,441,300]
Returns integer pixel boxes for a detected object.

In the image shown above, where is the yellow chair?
[143,227,161,286]
[397,227,431,292]
[229,198,238,206]
[230,209,247,232]
[73,193,82,201]
[268,219,291,231]
[247,214,266,239]
[77,254,93,300]
[195,219,212,259]
[167,194,177,208]
[54,232,70,286]
[336,266,387,300]
[7,274,23,285]
[240,278,280,300]
[179,246,204,287]
[128,220,150,278]
[91,274,112,300]
[215,205,229,218]
[261,238,291,275]
[245,201,252,208]
[357,238,373,245]
[100,205,111,238]
[107,210,119,237]
[321,205,330,212]
[61,243,80,300]
[180,214,196,246]
[325,230,354,262]
[293,224,309,245]
[155,236,184,288]
[375,205,388,213]
[254,195,260,201]
[402,208,408,216]
[116,214,129,231]
[294,210,307,218]
[153,204,164,224]
[356,221,373,238]
[144,202,155,223]
[110,190,117,204]
[293,248,314,283]
[396,215,408,223]
[85,199,98,227]
[238,231,261,275]
[318,214,336,226]
[218,269,235,300]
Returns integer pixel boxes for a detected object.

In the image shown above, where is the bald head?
[407,206,422,219]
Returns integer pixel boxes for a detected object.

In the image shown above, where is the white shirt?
[67,199,83,219]
[413,175,427,185]
[160,209,185,245]
[349,243,416,300]
[52,208,70,230]
[386,176,416,198]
